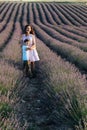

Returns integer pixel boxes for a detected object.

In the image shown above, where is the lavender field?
[0,2,87,130]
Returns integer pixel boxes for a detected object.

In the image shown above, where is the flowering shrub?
[37,38,87,130]
[0,2,87,130]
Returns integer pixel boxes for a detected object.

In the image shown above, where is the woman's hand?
[31,45,36,50]
[26,48,29,51]
[29,48,32,50]
[26,48,32,51]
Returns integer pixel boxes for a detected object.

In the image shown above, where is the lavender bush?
[0,22,13,47]
[36,38,87,129]
[0,2,87,130]
[0,22,22,129]
[33,24,87,72]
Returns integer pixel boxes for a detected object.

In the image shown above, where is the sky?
[0,0,84,1]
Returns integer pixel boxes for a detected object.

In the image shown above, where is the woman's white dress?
[22,34,40,62]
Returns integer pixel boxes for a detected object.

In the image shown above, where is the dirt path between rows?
[11,64,54,130]
[10,62,69,130]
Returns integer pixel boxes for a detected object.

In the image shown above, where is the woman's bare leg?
[31,62,36,77]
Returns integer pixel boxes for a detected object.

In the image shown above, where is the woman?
[21,24,40,78]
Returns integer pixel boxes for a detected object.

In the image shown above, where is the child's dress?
[22,34,40,62]
[22,45,30,61]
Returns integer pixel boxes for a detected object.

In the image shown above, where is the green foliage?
[0,84,9,95]
[55,89,87,130]
[0,102,12,119]
[26,124,39,130]
[77,39,87,43]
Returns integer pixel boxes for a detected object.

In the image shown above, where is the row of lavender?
[22,9,87,128]
[0,3,22,50]
[21,19,87,129]
[36,37,87,130]
[20,3,87,129]
[0,20,87,129]
[0,2,87,129]
[1,3,87,36]
[0,3,29,129]
[1,3,87,50]
[27,3,87,74]
[0,2,87,26]
[32,3,87,52]
[0,22,22,129]
[1,3,87,74]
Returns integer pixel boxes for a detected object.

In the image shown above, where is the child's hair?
[24,39,30,43]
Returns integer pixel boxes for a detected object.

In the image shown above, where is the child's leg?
[23,61,26,75]
[23,61,29,76]
[25,61,29,76]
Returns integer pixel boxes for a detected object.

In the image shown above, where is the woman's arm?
[30,35,36,50]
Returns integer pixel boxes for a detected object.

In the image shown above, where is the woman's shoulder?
[30,34,35,38]
[22,34,27,40]
[22,34,26,37]
[30,33,35,36]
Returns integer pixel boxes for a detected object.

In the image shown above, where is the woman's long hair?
[24,24,35,35]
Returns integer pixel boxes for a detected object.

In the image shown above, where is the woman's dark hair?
[24,24,35,34]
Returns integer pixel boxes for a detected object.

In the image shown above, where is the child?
[22,39,31,77]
